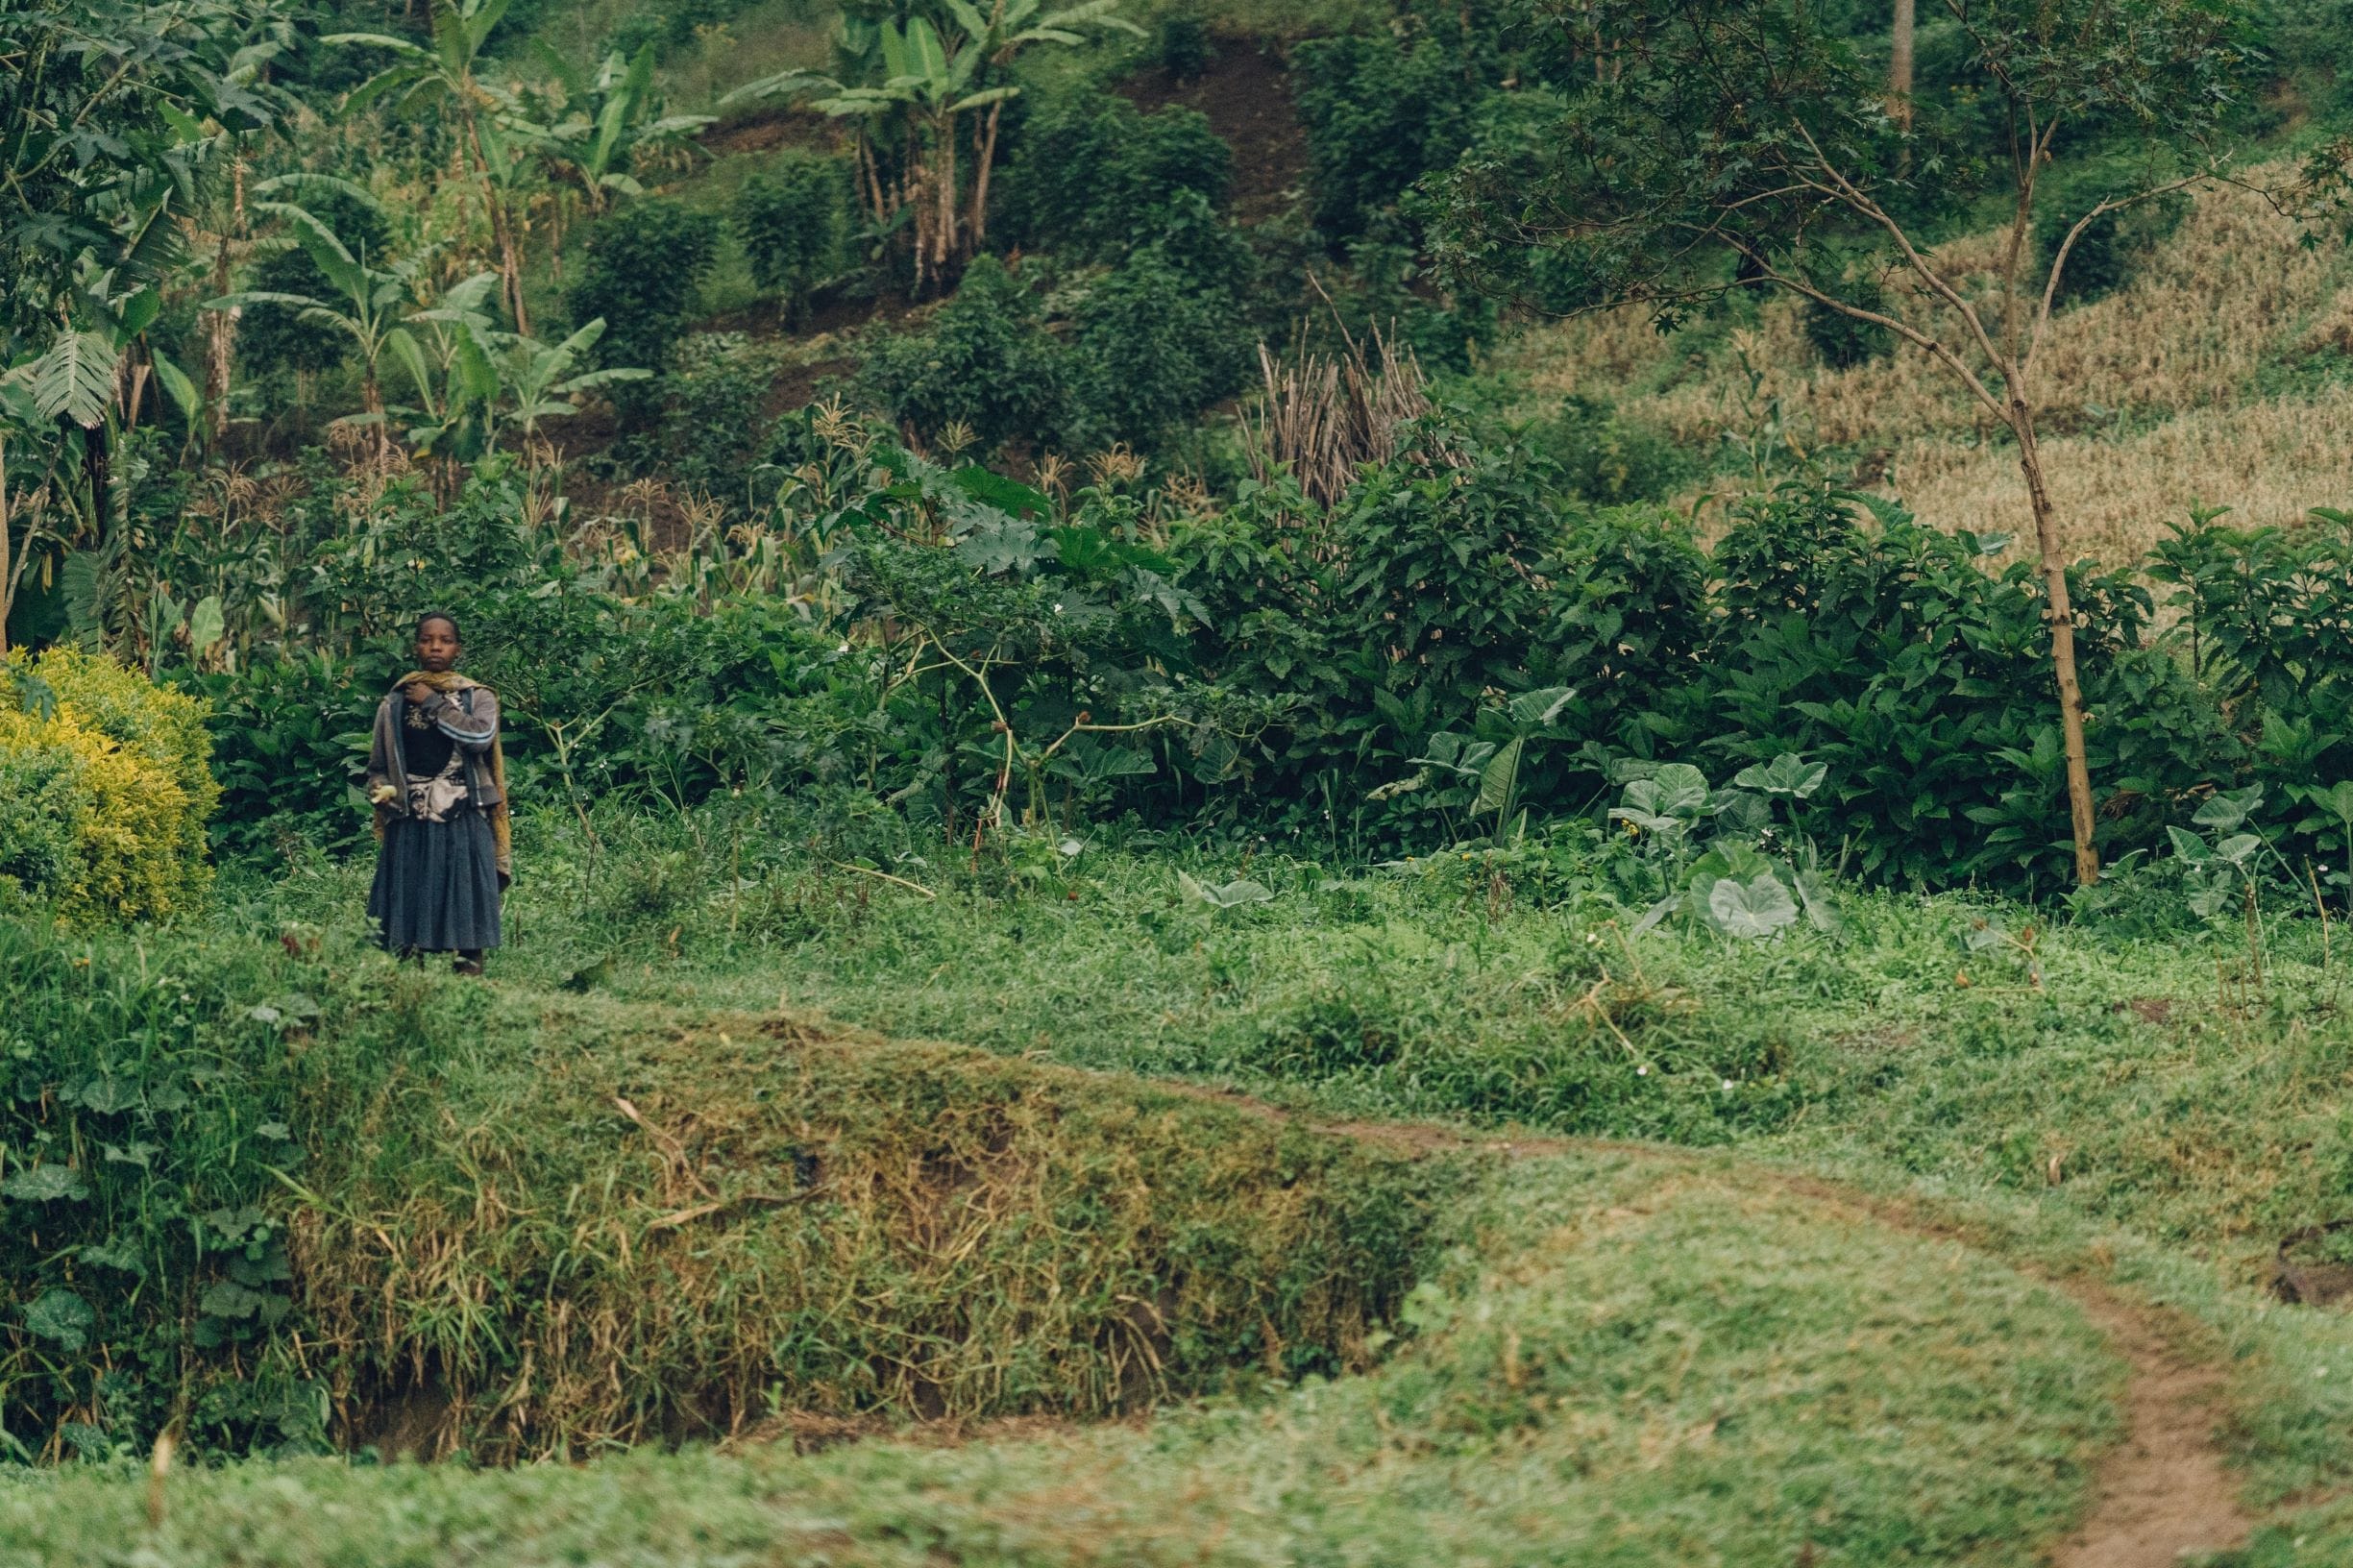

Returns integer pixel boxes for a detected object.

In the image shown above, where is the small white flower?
[1636,1065,1649,1076]
[836,641,849,653]
[1052,601,1065,614]
[1721,1079,1735,1091]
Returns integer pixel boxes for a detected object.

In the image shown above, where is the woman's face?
[415,620,460,673]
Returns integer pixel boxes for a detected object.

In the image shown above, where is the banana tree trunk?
[460,104,530,333]
[2010,399,2100,886]
[363,364,388,462]
[203,157,244,446]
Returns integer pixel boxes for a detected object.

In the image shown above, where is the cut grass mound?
[294,1012,1445,1459]
[0,917,1440,1462]
[0,1150,2125,1566]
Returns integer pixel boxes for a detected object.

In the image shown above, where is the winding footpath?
[1199,1090,2255,1566]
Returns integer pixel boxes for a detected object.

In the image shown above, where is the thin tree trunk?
[497,218,530,334]
[461,103,530,333]
[202,156,244,445]
[2012,406,2099,886]
[1,437,11,656]
[934,117,958,282]
[968,100,1004,251]
[364,365,388,462]
[1889,0,1915,130]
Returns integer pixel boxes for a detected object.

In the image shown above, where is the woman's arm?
[422,686,499,753]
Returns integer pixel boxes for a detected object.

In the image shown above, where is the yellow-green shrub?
[0,649,217,920]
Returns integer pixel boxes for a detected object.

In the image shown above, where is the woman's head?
[414,612,461,673]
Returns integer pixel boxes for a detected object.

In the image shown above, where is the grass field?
[12,804,2353,1560]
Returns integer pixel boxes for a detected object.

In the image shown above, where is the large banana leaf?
[31,332,121,430]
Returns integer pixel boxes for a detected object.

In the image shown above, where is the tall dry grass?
[1504,166,2353,562]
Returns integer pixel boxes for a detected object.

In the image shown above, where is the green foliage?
[1291,31,1478,237]
[731,150,853,324]
[238,185,392,378]
[993,84,1233,257]
[1517,397,1695,503]
[0,650,218,922]
[1802,270,1895,369]
[1066,202,1259,451]
[566,198,722,377]
[1154,12,1213,80]
[631,332,777,501]
[857,257,1071,453]
[1432,0,2252,312]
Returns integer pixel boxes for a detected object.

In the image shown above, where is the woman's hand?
[404,681,434,706]
[369,783,400,806]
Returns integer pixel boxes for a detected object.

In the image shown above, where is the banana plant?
[389,275,649,463]
[722,2,1135,290]
[207,204,421,458]
[327,0,536,331]
[521,42,712,218]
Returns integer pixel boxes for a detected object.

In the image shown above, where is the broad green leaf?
[2194,785,2262,830]
[1730,752,1827,799]
[188,594,226,654]
[2216,833,2262,869]
[2,1164,87,1203]
[1705,872,1799,939]
[2166,825,2212,864]
[1506,685,1575,731]
[150,350,200,427]
[32,331,119,429]
[904,16,949,87]
[1475,738,1523,815]
[22,1289,94,1353]
[1649,763,1711,816]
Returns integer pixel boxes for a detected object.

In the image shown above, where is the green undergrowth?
[0,913,1440,1461]
[237,814,2353,1262]
[22,818,2353,1556]
[0,1149,2121,1567]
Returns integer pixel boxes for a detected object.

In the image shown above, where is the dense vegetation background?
[17,0,2353,1561]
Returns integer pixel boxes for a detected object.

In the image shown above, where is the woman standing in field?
[365,612,510,975]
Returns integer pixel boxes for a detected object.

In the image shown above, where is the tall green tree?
[328,0,538,333]
[1432,0,2260,887]
[0,0,291,584]
[723,2,1138,293]
[208,207,423,459]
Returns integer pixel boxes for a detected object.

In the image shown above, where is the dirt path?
[1187,1090,2257,1567]
[2045,1285,2249,1568]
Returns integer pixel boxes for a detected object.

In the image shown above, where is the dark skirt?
[368,812,502,953]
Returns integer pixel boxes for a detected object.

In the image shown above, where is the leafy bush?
[639,332,777,501]
[1291,33,1478,236]
[857,257,1072,453]
[993,84,1232,258]
[0,650,217,921]
[1066,202,1258,451]
[1155,12,1213,81]
[1519,396,1695,503]
[731,149,852,325]
[566,198,722,377]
